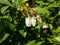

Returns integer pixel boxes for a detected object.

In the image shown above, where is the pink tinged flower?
[30,10,36,15]
[43,24,48,29]
[25,17,31,27]
[31,17,36,27]
[36,15,42,23]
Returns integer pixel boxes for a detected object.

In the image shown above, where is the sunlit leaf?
[0,0,11,6]
[32,7,50,15]
[55,26,60,33]
[35,42,43,45]
[51,35,60,44]
[14,0,28,8]
[1,6,9,13]
[49,24,53,30]
[55,35,60,42]
[19,30,27,37]
[48,3,58,7]
[58,10,60,15]
[0,33,9,43]
[26,40,35,45]
[48,0,54,2]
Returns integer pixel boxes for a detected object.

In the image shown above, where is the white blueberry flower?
[43,24,48,29]
[36,15,42,23]
[31,16,36,27]
[25,17,31,27]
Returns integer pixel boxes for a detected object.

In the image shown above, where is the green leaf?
[9,23,16,31]
[48,0,54,2]
[18,42,21,45]
[47,38,53,43]
[52,35,60,44]
[35,42,43,45]
[51,35,60,44]
[15,0,28,8]
[19,0,27,6]
[49,24,53,30]
[0,16,8,19]
[38,8,49,14]
[55,35,60,42]
[0,15,12,22]
[7,15,12,22]
[58,10,60,15]
[48,3,58,7]
[55,26,60,33]
[0,0,11,6]
[35,23,42,29]
[19,30,27,37]
[1,6,9,13]
[0,33,9,43]
[32,7,49,15]
[26,40,35,45]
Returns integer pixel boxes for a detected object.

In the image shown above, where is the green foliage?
[1,6,9,13]
[0,0,60,45]
[19,30,27,37]
[0,0,12,6]
[0,33,9,43]
[55,26,60,33]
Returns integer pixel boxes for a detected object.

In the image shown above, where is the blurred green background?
[0,0,60,45]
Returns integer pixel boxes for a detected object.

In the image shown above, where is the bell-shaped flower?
[36,15,42,23]
[43,24,48,29]
[25,17,31,27]
[31,16,36,27]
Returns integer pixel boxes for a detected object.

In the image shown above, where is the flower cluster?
[25,15,42,27]
[17,6,42,27]
[25,16,36,27]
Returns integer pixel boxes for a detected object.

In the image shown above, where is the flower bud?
[25,17,31,27]
[17,6,23,11]
[36,15,42,23]
[31,16,36,26]
[43,24,48,29]
[30,10,36,15]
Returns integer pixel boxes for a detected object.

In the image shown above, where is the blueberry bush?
[0,0,60,45]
